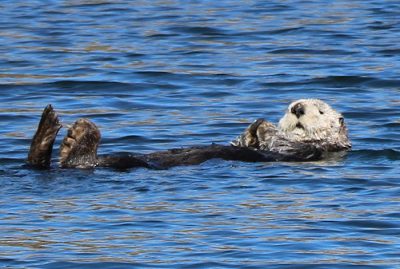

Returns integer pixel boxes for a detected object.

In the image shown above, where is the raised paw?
[231,118,277,149]
[27,105,62,168]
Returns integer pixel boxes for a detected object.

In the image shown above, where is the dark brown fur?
[27,105,62,168]
[27,105,330,169]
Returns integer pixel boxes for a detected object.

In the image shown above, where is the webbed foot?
[27,105,62,168]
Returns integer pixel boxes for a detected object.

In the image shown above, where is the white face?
[278,99,349,146]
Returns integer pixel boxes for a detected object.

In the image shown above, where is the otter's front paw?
[59,118,100,168]
[231,118,266,148]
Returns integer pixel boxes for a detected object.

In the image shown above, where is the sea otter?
[27,99,351,169]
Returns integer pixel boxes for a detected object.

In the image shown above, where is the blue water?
[1,1,400,268]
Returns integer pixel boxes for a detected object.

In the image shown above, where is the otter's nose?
[291,103,305,118]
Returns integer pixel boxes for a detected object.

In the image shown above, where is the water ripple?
[1,0,400,268]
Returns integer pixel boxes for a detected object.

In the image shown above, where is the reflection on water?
[1,0,400,268]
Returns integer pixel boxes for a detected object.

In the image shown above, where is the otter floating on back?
[231,99,351,153]
[27,99,351,169]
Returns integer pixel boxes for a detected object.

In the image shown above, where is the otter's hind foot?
[59,118,101,168]
[27,105,62,168]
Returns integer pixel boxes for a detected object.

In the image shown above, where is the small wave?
[135,71,177,77]
[265,75,400,90]
[0,80,138,91]
[166,26,228,36]
[265,27,304,35]
[343,219,398,229]
[42,261,153,269]
[0,258,29,268]
[367,22,395,30]
[108,135,150,144]
[261,75,375,88]
[5,80,183,94]
[381,122,400,128]
[310,75,374,86]
[124,52,146,58]
[375,48,400,55]
[0,157,24,165]
[351,149,400,161]
[365,78,400,88]
[61,1,126,9]
[268,48,352,55]
[0,114,32,121]
[47,80,132,90]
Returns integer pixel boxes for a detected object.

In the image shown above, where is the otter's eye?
[339,117,344,125]
[319,110,324,115]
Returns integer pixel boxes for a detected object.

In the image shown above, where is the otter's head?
[60,118,101,168]
[278,99,351,150]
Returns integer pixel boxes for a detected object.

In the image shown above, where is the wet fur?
[27,105,62,168]
[231,99,351,153]
[28,99,350,169]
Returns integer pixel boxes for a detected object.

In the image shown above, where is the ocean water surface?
[1,1,400,268]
